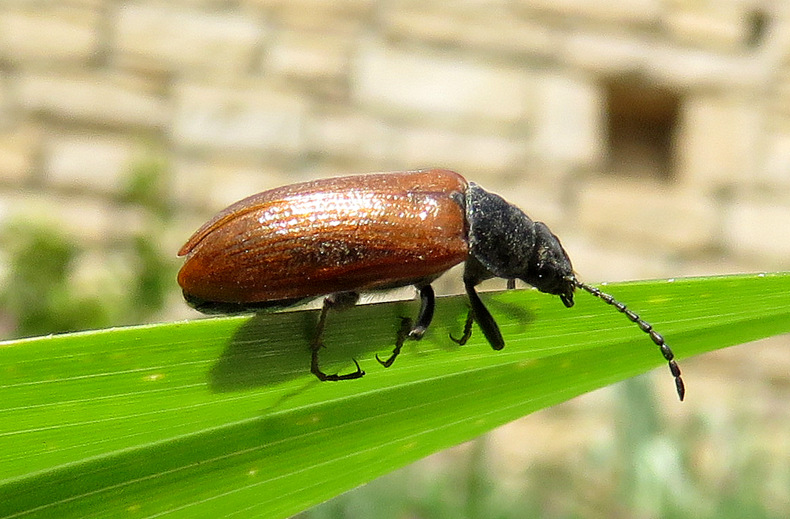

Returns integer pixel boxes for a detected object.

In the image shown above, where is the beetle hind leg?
[377,285,435,368]
[310,293,365,382]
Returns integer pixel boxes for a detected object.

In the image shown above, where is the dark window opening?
[604,79,681,182]
[746,10,769,48]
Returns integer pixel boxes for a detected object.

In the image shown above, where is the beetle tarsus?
[377,285,435,368]
[311,354,365,381]
[310,295,366,382]
[450,311,475,345]
[376,317,413,368]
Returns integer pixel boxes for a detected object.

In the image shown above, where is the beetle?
[178,169,684,400]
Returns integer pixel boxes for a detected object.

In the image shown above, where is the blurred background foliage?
[0,158,177,338]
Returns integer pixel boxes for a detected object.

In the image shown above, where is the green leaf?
[1,273,788,518]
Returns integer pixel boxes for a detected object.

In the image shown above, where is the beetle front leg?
[311,293,365,381]
[377,284,435,368]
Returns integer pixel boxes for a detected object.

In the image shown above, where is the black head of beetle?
[463,182,575,307]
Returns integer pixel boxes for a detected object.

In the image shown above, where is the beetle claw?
[313,357,365,381]
[375,353,394,368]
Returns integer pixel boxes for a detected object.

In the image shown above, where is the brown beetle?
[178,169,684,399]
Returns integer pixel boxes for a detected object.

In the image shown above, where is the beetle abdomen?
[177,170,469,304]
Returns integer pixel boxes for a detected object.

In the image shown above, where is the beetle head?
[518,221,576,308]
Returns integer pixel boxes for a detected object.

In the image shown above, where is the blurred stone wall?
[3,2,790,492]
[1,0,789,304]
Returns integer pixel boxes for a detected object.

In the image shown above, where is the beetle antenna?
[571,277,685,401]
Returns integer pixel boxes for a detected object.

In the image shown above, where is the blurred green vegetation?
[0,157,177,339]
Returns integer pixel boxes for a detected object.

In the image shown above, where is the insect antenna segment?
[571,277,685,401]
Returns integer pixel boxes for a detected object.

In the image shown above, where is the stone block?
[390,125,527,177]
[648,46,768,90]
[0,6,99,63]
[251,0,372,12]
[18,72,169,129]
[171,156,215,209]
[115,4,265,74]
[56,196,115,243]
[519,0,661,25]
[761,132,790,190]
[576,178,718,253]
[498,176,567,231]
[724,199,790,261]
[382,3,558,58]
[171,81,307,156]
[206,165,291,210]
[560,235,678,283]
[561,32,651,75]
[44,133,136,194]
[663,4,748,51]
[353,39,535,124]
[172,156,290,211]
[103,204,149,242]
[251,0,373,30]
[0,71,5,110]
[305,111,394,164]
[0,191,113,243]
[676,94,762,190]
[266,30,352,95]
[532,73,604,168]
[0,123,40,183]
[562,31,767,91]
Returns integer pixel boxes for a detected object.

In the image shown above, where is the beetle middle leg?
[451,278,514,344]
[311,292,365,381]
[377,285,435,368]
[450,311,475,345]
[450,283,505,350]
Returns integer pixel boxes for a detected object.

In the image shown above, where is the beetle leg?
[409,285,435,339]
[464,283,505,350]
[377,285,435,368]
[450,311,474,345]
[310,294,365,381]
[376,317,412,368]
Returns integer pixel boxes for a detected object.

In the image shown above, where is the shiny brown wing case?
[177,169,470,304]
